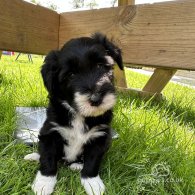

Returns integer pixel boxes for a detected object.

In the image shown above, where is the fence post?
[114,0,135,88]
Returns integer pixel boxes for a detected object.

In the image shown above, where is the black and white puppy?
[24,33,123,195]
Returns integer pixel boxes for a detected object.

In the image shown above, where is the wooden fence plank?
[0,0,59,55]
[119,0,135,6]
[59,0,195,70]
[114,65,127,87]
[113,0,135,88]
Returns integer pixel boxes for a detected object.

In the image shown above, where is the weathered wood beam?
[0,0,59,55]
[143,68,177,93]
[114,65,127,87]
[59,0,195,70]
[113,0,135,88]
[118,0,135,6]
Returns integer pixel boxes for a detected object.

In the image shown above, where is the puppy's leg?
[81,134,111,195]
[32,133,62,195]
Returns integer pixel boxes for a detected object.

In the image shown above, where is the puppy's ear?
[41,50,60,94]
[92,33,123,70]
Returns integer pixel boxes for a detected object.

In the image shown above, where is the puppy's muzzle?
[90,93,102,106]
[74,91,116,117]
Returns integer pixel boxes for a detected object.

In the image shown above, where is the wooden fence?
[1,0,195,98]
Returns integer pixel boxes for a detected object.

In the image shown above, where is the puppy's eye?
[105,63,114,67]
[97,63,114,70]
[63,72,75,80]
[97,63,102,68]
[97,63,109,68]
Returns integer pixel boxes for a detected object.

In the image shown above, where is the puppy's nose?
[90,93,101,106]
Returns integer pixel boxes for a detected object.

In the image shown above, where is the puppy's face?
[41,33,123,117]
[70,55,116,117]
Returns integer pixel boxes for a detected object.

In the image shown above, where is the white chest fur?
[51,114,106,162]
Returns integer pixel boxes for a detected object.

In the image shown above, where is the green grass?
[0,54,194,195]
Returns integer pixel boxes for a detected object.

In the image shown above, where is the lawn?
[0,54,194,195]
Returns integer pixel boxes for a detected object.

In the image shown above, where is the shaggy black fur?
[35,33,123,194]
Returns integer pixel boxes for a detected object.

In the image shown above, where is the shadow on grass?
[163,101,195,127]
[117,91,195,128]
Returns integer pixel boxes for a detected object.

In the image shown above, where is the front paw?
[32,171,57,195]
[81,175,105,195]
[24,152,40,162]
[69,163,83,171]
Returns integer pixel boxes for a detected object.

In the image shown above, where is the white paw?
[69,163,83,171]
[32,171,57,195]
[24,152,40,162]
[81,175,105,195]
